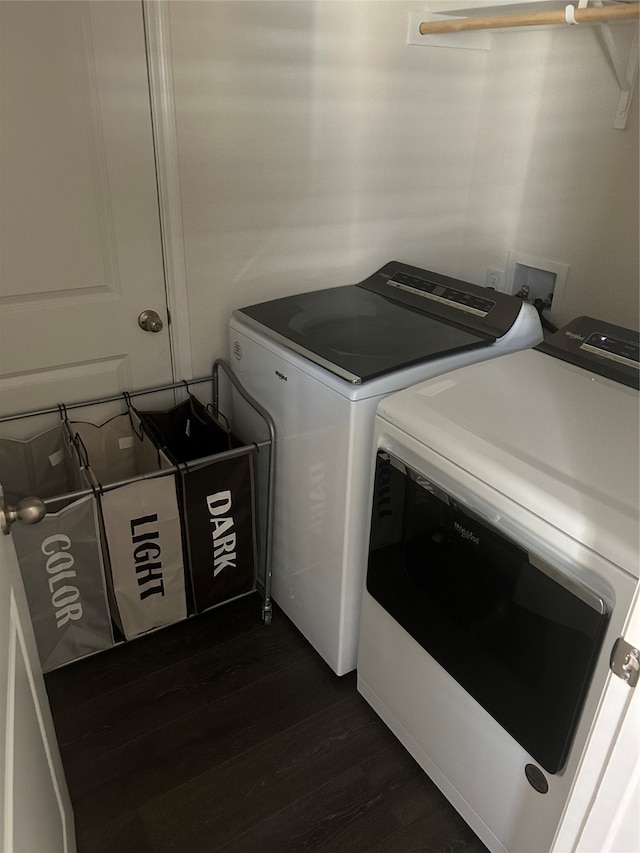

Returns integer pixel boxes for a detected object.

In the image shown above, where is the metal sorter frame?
[0,358,276,626]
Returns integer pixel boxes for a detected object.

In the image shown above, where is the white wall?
[167,1,639,374]
[169,0,488,373]
[463,20,639,327]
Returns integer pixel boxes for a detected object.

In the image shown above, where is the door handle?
[138,309,164,333]
[0,494,46,535]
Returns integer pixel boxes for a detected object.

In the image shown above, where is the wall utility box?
[505,252,569,323]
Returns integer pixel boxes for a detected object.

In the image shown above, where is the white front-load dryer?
[358,316,639,852]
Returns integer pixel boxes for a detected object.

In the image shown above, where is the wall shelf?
[408,1,639,128]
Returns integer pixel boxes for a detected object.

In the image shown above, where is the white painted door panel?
[552,587,640,853]
[0,495,75,853]
[0,0,173,426]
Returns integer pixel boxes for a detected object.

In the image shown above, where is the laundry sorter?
[0,360,275,672]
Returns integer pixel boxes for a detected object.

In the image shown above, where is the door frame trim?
[143,0,193,382]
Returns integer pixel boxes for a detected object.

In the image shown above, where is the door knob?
[138,309,164,333]
[0,495,47,535]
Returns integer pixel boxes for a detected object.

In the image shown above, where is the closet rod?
[419,3,640,34]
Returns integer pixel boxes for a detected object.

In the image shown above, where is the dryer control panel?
[536,316,640,389]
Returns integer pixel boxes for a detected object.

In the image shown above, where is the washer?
[229,261,542,675]
[358,316,639,852]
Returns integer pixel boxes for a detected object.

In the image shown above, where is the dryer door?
[367,450,610,774]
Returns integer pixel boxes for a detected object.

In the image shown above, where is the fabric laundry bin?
[0,425,114,671]
[135,395,258,613]
[68,412,188,640]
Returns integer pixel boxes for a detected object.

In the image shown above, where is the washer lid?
[233,262,525,384]
[235,284,490,383]
[377,344,640,577]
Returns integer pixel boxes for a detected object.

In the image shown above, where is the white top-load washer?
[358,316,639,852]
[229,261,542,675]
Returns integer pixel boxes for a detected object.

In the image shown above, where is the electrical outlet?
[485,268,504,290]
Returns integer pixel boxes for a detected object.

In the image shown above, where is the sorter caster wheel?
[262,607,272,626]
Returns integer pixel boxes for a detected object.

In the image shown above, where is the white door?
[0,493,75,853]
[552,586,640,853]
[0,0,174,423]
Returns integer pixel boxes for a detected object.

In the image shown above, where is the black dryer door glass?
[367,451,610,773]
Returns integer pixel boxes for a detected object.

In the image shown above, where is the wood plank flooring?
[45,593,489,853]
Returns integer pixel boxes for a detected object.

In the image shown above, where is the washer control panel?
[387,271,495,317]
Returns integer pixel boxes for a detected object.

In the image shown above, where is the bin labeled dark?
[136,394,233,462]
[135,396,258,612]
[180,449,257,611]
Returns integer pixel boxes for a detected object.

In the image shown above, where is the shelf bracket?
[598,20,639,128]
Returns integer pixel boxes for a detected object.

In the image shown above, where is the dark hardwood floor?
[45,593,488,853]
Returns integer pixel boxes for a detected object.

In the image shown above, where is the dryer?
[229,261,542,675]
[358,316,639,852]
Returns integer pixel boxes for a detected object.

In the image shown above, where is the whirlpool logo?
[275,369,288,382]
[454,521,480,546]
